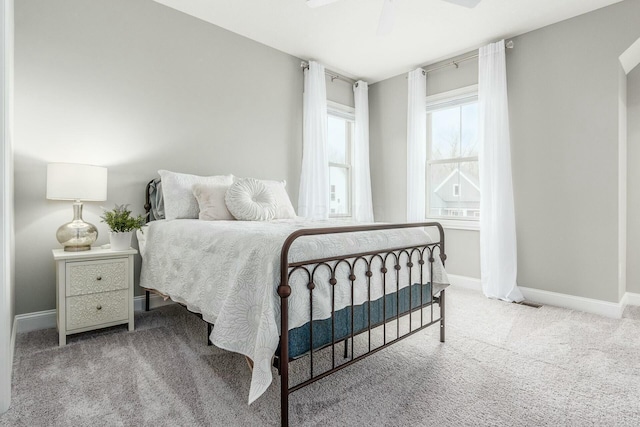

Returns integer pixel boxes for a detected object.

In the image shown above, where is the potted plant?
[100,204,146,251]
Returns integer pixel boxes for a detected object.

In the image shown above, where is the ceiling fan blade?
[306,0,341,7]
[441,0,481,8]
[376,0,396,36]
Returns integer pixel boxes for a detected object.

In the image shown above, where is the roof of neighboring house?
[433,169,480,203]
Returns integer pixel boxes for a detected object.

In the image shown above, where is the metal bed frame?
[141,179,447,427]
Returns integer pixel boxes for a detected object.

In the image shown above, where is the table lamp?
[46,163,108,251]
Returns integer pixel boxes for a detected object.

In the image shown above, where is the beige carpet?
[2,286,640,426]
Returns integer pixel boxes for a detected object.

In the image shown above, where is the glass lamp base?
[56,202,98,251]
[57,220,98,251]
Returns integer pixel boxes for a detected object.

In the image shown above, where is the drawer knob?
[96,305,102,310]
[96,276,102,281]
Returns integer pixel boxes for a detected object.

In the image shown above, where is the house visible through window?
[328,102,354,217]
[426,86,479,221]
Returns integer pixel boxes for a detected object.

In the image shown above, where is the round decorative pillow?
[225,178,277,221]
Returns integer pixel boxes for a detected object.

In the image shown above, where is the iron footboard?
[276,222,446,427]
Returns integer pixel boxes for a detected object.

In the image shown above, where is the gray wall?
[508,0,640,302]
[369,73,407,223]
[14,0,330,315]
[370,0,640,302]
[618,63,627,302]
[627,65,640,293]
[326,75,355,107]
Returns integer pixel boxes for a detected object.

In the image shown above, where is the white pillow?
[225,178,276,221]
[260,180,297,219]
[158,170,234,219]
[192,183,235,221]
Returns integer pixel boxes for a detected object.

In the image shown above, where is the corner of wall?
[0,0,14,414]
[618,63,627,302]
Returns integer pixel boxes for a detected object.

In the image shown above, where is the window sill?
[426,218,480,231]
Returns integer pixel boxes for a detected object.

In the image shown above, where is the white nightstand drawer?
[54,248,137,346]
[66,289,129,331]
[66,258,128,297]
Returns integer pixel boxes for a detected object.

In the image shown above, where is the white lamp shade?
[46,163,108,201]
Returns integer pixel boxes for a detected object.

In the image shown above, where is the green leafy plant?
[100,204,146,233]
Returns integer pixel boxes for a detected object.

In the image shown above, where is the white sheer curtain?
[478,40,524,302]
[406,68,427,222]
[353,80,374,222]
[298,61,329,219]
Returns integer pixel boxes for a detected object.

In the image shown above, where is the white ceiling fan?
[306,0,482,36]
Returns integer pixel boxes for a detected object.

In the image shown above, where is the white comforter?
[138,218,448,403]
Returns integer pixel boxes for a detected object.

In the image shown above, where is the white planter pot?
[109,231,133,251]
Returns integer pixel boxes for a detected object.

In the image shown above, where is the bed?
[139,175,449,426]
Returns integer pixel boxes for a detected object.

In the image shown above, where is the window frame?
[425,85,480,231]
[327,101,355,219]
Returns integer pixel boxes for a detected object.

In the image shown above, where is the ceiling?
[153,0,623,83]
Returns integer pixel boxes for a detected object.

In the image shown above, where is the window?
[426,85,479,224]
[327,102,355,217]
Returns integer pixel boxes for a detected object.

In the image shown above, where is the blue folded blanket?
[286,282,439,359]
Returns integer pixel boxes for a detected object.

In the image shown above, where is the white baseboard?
[8,317,16,403]
[15,309,56,333]
[519,286,623,319]
[624,292,640,307]
[448,274,632,319]
[15,293,174,333]
[10,319,15,360]
[0,321,13,414]
[133,292,174,312]
[447,274,481,291]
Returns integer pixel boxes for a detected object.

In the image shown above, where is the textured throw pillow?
[260,180,297,219]
[158,170,234,220]
[225,178,277,221]
[192,183,235,221]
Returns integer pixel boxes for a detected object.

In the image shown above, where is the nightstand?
[53,247,137,346]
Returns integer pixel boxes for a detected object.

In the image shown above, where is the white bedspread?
[138,218,448,403]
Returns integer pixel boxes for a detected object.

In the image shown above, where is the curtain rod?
[301,40,514,83]
[300,61,357,85]
[423,40,514,74]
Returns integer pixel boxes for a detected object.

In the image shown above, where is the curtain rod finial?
[506,40,514,49]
